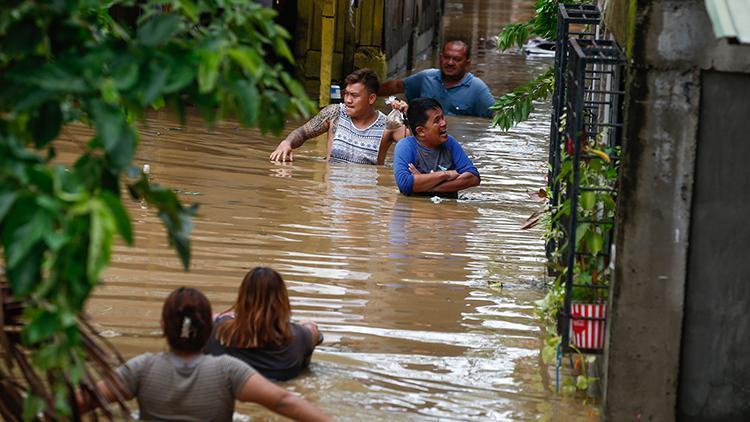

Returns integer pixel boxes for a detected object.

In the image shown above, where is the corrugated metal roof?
[705,0,750,44]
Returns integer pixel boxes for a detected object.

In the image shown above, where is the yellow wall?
[293,0,386,105]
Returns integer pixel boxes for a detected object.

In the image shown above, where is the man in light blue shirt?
[379,40,495,118]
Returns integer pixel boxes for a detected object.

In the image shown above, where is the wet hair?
[406,97,443,135]
[443,39,470,60]
[215,267,293,349]
[344,68,380,95]
[162,287,213,353]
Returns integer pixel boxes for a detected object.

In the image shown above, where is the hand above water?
[270,141,294,162]
[388,97,408,113]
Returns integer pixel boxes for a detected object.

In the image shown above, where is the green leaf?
[177,0,199,21]
[89,100,127,153]
[23,395,47,422]
[561,384,577,397]
[112,61,139,91]
[587,231,604,256]
[28,101,62,148]
[143,62,170,105]
[2,198,50,268]
[163,61,195,93]
[88,199,115,283]
[137,14,182,47]
[28,63,89,93]
[576,375,590,390]
[542,344,557,365]
[101,191,133,244]
[159,203,197,270]
[575,223,590,247]
[228,47,263,78]
[105,127,136,172]
[233,79,259,127]
[580,191,596,210]
[0,190,18,222]
[89,99,137,171]
[14,88,57,113]
[6,242,45,297]
[23,309,60,344]
[198,51,221,93]
[273,37,295,63]
[129,178,197,269]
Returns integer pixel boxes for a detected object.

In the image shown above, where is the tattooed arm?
[270,105,338,162]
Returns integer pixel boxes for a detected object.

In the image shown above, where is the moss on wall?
[602,0,636,58]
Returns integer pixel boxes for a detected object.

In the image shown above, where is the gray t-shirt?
[116,352,255,422]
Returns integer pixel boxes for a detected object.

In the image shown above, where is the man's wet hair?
[344,68,380,95]
[443,39,470,60]
[407,97,443,135]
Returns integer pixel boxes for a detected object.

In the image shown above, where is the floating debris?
[98,329,121,338]
[172,188,203,196]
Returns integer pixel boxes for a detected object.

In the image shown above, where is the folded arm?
[270,105,337,162]
[430,171,480,192]
[410,165,460,193]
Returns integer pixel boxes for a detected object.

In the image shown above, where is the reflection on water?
[56,0,597,420]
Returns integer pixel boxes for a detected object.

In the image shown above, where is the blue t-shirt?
[393,136,480,195]
[403,69,495,118]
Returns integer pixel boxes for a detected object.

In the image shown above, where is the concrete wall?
[601,0,750,420]
[678,70,750,421]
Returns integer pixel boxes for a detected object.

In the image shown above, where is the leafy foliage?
[490,68,553,131]
[497,0,574,51]
[0,1,314,418]
[492,0,581,131]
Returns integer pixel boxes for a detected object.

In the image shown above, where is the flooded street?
[56,0,595,420]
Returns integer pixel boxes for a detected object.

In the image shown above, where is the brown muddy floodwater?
[56,0,597,420]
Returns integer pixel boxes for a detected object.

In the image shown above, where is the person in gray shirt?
[77,287,329,422]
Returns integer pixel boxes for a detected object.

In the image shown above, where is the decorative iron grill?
[548,4,626,354]
[559,38,625,353]
[547,4,601,263]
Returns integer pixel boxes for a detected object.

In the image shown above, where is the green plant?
[534,131,618,397]
[557,134,619,303]
[490,68,553,131]
[492,0,583,131]
[561,345,598,396]
[0,1,314,418]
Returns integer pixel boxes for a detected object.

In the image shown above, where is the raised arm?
[270,105,338,162]
[378,79,405,97]
[237,373,330,422]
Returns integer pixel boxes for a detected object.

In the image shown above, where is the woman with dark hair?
[78,287,329,421]
[205,267,323,381]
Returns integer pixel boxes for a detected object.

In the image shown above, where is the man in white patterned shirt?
[270,68,408,165]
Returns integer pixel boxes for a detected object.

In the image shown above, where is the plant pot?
[569,302,607,350]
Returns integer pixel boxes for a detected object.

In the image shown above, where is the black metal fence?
[547,4,601,263]
[548,4,626,354]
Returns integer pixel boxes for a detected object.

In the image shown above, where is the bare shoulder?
[319,104,339,119]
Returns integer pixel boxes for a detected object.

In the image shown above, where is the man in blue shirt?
[393,98,480,196]
[379,40,495,118]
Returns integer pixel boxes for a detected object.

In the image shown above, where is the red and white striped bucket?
[569,303,607,350]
